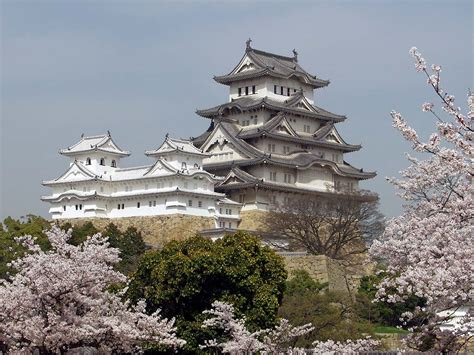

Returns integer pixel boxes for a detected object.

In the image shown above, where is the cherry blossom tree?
[0,226,185,354]
[370,47,473,352]
[200,301,379,354]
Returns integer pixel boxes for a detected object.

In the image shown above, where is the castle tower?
[192,40,376,217]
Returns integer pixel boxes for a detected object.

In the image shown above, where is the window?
[238,87,242,96]
[267,143,275,153]
[111,160,116,167]
[283,146,290,154]
[280,86,284,95]
[284,173,292,183]
[137,202,140,208]
[149,201,152,207]
[100,158,105,166]
[181,162,187,170]
[304,125,311,133]
[198,201,202,208]
[219,207,222,214]
[79,204,82,210]
[269,171,277,181]
[153,200,156,207]
[229,222,232,228]
[188,200,193,207]
[121,203,124,209]
[239,194,245,203]
[245,87,249,95]
[287,87,290,96]
[252,85,256,94]
[117,204,121,210]
[86,157,91,165]
[75,205,78,210]
[274,85,277,94]
[63,205,66,211]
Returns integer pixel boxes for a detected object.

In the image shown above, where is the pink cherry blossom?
[0,226,185,353]
[371,48,473,353]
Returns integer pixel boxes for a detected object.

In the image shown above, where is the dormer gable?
[43,161,96,185]
[144,159,178,176]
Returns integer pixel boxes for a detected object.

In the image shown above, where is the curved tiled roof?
[214,47,329,89]
[236,114,361,152]
[145,136,209,157]
[216,168,376,199]
[60,133,130,157]
[196,94,346,122]
[204,150,375,180]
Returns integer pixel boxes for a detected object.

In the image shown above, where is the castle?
[42,40,375,235]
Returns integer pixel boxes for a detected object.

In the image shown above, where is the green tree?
[355,273,426,328]
[127,232,287,353]
[278,270,374,348]
[60,221,98,246]
[0,215,51,279]
[102,223,147,275]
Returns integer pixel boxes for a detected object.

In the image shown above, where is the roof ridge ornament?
[292,49,298,62]
[246,38,252,52]
[107,130,111,137]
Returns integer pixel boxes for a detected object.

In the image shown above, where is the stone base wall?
[283,254,369,295]
[59,215,215,248]
[238,210,269,231]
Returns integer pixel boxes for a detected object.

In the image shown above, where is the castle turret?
[193,41,376,212]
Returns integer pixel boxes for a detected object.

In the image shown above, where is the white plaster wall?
[229,78,267,101]
[265,78,314,104]
[70,153,121,175]
[296,167,334,192]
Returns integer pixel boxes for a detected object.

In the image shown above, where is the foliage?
[356,273,426,328]
[370,48,473,352]
[0,215,51,279]
[285,269,328,295]
[127,232,287,352]
[61,221,98,246]
[0,226,185,353]
[201,301,379,354]
[279,286,374,348]
[265,193,384,259]
[102,223,147,275]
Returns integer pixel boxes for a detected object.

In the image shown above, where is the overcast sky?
[1,0,472,221]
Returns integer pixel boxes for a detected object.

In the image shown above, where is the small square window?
[252,85,256,94]
[238,87,242,96]
[198,201,202,208]
[137,202,141,208]
[188,200,193,207]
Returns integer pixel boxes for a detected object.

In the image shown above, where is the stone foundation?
[238,210,269,231]
[59,215,215,248]
[282,253,369,295]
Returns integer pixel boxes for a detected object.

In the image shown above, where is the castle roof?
[196,92,346,122]
[145,136,209,157]
[43,159,221,186]
[217,167,377,198]
[59,133,130,157]
[213,43,329,89]
[236,113,361,152]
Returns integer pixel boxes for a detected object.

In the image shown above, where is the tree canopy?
[127,232,287,352]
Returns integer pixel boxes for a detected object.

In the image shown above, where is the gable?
[232,54,259,74]
[55,163,95,183]
[144,159,177,176]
